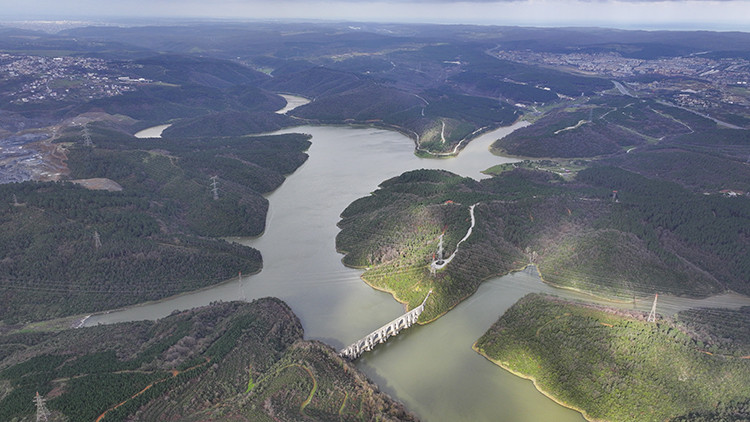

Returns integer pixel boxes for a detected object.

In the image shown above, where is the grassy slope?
[474,294,750,422]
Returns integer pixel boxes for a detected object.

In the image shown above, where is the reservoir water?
[88,118,750,421]
[276,94,311,114]
[134,124,171,138]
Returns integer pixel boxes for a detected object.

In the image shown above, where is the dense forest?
[491,97,710,158]
[160,111,299,138]
[337,165,748,320]
[474,294,750,422]
[0,181,262,322]
[0,123,311,323]
[0,299,417,422]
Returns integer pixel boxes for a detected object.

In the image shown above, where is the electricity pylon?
[82,123,93,147]
[647,294,658,323]
[93,230,102,249]
[34,392,50,422]
[210,176,219,200]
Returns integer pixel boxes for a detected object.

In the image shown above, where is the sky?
[4,0,750,31]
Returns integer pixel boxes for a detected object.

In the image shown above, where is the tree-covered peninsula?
[336,166,748,321]
[474,294,750,422]
[0,298,417,422]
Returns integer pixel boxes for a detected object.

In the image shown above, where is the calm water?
[134,124,171,138]
[276,94,311,114]
[87,120,750,421]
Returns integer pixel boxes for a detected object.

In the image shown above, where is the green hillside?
[0,299,417,422]
[337,166,746,320]
[0,123,311,323]
[474,294,750,422]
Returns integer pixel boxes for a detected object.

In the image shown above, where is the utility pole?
[34,391,50,422]
[93,230,102,249]
[210,176,219,201]
[647,294,658,323]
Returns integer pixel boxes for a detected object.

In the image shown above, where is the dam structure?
[340,290,432,361]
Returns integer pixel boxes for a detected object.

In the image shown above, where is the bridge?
[339,290,432,361]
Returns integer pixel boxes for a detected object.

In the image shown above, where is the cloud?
[3,0,750,31]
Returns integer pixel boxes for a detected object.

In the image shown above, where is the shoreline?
[2,265,262,335]
[283,116,526,159]
[80,266,263,327]
[348,247,644,326]
[472,344,597,422]
[353,259,537,325]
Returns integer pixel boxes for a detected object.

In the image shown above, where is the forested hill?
[474,294,750,422]
[336,166,748,321]
[0,299,418,422]
[0,125,311,323]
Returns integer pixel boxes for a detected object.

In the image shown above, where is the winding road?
[432,203,477,270]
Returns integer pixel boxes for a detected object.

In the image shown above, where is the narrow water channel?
[88,119,750,421]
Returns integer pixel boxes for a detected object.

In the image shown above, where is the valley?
[1,21,749,422]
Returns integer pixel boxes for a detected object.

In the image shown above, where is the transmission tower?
[647,294,658,322]
[12,193,19,206]
[34,391,51,422]
[81,123,93,147]
[210,176,219,201]
[93,230,102,249]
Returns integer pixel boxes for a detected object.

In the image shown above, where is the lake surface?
[87,122,750,421]
[276,94,311,114]
[134,124,171,138]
